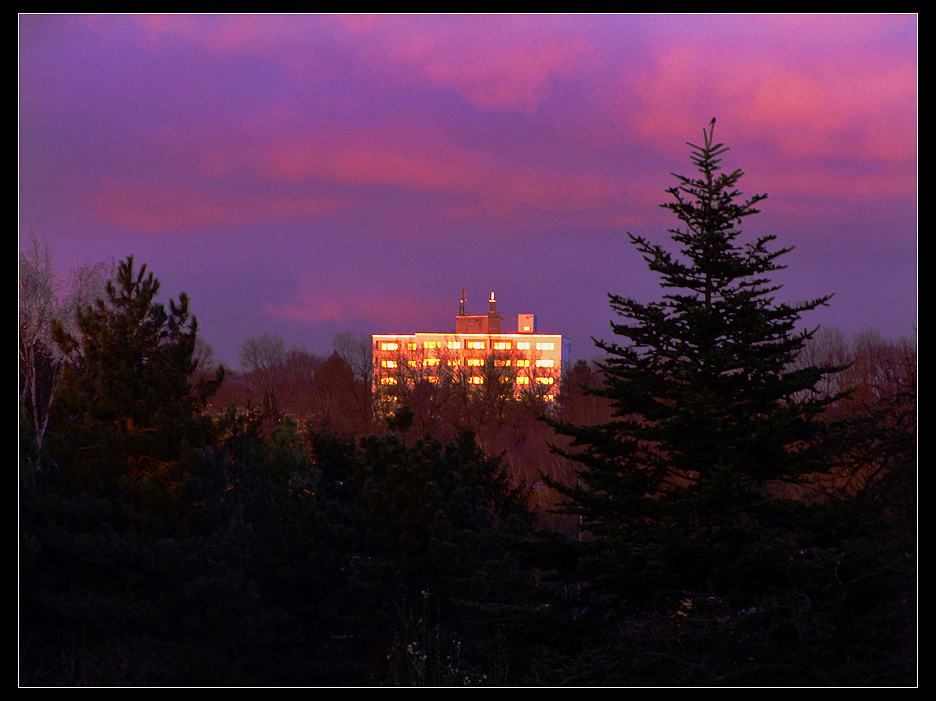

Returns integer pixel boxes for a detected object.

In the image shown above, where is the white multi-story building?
[373,291,568,400]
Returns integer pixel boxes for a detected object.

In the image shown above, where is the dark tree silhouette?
[548,123,845,585]
[50,256,224,511]
[526,123,906,685]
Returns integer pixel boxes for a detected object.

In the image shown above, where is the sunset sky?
[19,14,917,368]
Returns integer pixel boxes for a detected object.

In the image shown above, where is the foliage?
[222,335,371,434]
[294,427,534,684]
[20,254,536,685]
[19,231,915,685]
[46,257,223,518]
[527,122,914,685]
[20,257,260,686]
[19,456,263,686]
[547,122,844,589]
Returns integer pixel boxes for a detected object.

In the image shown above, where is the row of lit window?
[379,376,553,386]
[381,358,554,368]
[380,341,460,351]
[378,340,555,352]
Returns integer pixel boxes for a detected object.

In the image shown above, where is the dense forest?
[20,126,916,686]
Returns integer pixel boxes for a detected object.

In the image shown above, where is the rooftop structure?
[373,291,568,401]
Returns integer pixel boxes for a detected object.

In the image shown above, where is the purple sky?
[19,14,917,368]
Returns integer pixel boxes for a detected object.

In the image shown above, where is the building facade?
[373,292,568,401]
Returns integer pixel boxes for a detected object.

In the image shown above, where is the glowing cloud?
[92,180,352,234]
[334,14,594,112]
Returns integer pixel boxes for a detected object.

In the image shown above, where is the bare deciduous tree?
[238,333,287,419]
[332,331,373,425]
[19,235,112,455]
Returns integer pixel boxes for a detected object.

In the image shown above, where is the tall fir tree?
[546,121,847,605]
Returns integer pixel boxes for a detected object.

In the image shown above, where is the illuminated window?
[536,359,555,368]
[425,358,440,366]
[448,341,461,349]
[424,341,440,349]
[381,360,397,368]
[494,359,510,367]
[407,342,418,351]
[516,376,530,385]
[536,342,555,351]
[516,359,530,367]
[467,341,485,350]
[493,341,511,350]
[380,342,399,351]
[467,358,484,366]
[408,360,420,367]
[536,377,554,385]
[380,377,397,385]
[469,376,484,384]
[516,342,530,350]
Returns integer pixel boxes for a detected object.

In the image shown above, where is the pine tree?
[547,121,846,604]
[20,258,273,685]
[49,256,223,522]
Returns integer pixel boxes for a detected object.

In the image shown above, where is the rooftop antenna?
[459,289,466,316]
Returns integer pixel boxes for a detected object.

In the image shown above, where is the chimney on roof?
[487,291,501,334]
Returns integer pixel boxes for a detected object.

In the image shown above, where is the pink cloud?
[270,286,450,329]
[53,15,915,243]
[334,15,594,113]
[749,155,916,199]
[756,14,910,45]
[82,99,624,238]
[113,15,595,113]
[124,14,306,56]
[92,180,352,234]
[249,123,620,224]
[618,18,916,169]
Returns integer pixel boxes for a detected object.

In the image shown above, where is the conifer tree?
[50,256,223,520]
[20,258,264,685]
[547,121,846,603]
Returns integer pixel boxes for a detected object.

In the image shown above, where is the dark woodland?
[19,125,916,686]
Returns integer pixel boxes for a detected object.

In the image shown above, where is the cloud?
[26,14,916,246]
[614,16,916,171]
[92,180,352,234]
[752,159,916,201]
[333,15,595,113]
[269,286,450,330]
[124,14,308,56]
[247,122,621,224]
[119,15,596,114]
